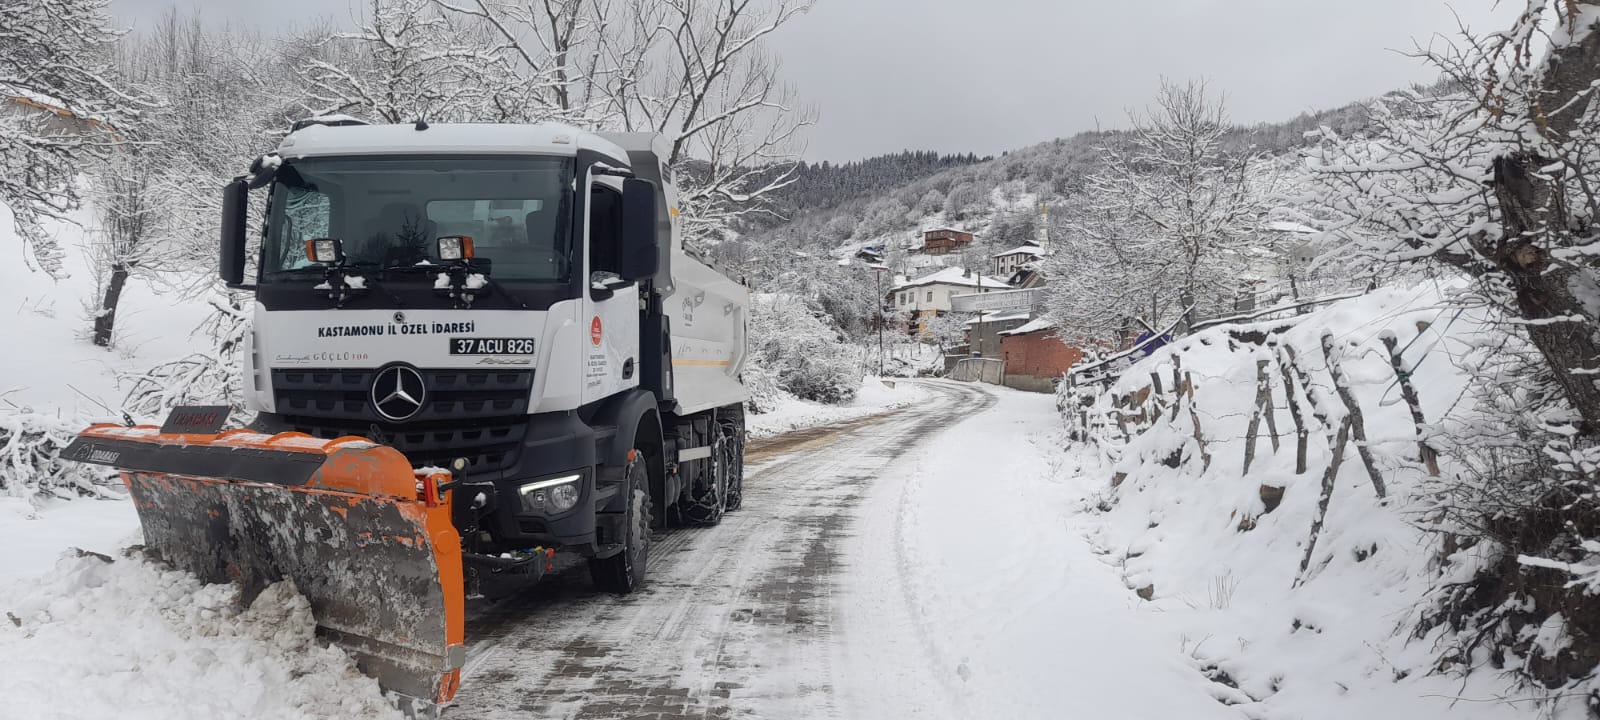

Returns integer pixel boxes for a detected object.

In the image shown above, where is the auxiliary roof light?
[305,238,345,265]
[437,236,475,261]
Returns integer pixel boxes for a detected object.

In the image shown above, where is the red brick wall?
[1001,330,1083,378]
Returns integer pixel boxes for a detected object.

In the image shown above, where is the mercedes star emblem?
[393,311,406,324]
[371,365,427,421]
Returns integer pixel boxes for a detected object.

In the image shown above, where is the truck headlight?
[518,474,582,513]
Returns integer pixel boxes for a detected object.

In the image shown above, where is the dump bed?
[598,132,748,415]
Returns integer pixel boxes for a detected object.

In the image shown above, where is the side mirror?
[619,177,659,281]
[220,179,249,287]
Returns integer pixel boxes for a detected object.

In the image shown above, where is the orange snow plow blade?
[62,425,465,706]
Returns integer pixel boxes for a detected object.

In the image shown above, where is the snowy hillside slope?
[1,199,213,555]
[1062,284,1568,718]
[1,202,213,417]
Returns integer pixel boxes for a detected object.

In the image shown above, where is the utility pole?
[873,265,886,376]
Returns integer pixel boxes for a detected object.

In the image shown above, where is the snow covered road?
[447,380,1235,720]
[2,379,1247,719]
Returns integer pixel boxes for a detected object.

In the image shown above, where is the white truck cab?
[219,119,749,596]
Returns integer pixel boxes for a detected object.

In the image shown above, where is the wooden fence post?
[1169,356,1183,422]
[1149,370,1166,428]
[1320,333,1387,499]
[1261,362,1281,453]
[1295,416,1353,587]
[1185,371,1212,472]
[1276,343,1311,475]
[1381,331,1441,477]
[1243,358,1272,474]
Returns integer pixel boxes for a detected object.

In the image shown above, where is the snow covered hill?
[734,97,1372,274]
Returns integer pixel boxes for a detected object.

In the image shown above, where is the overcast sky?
[110,0,1514,162]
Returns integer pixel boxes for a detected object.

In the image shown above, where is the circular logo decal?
[590,317,603,346]
[393,311,406,324]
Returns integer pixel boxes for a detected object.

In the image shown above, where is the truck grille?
[271,368,533,474]
[272,368,533,422]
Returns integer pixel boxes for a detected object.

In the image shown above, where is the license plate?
[449,338,536,355]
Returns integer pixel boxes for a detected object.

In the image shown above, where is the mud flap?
[63,425,465,705]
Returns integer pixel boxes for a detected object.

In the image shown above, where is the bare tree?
[301,0,525,124]
[1044,80,1272,344]
[417,0,817,243]
[86,148,167,347]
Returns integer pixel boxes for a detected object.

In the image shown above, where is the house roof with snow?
[1000,317,1056,336]
[890,266,1011,292]
[992,244,1046,259]
[2,84,115,132]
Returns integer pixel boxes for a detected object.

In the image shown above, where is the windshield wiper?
[381,263,447,275]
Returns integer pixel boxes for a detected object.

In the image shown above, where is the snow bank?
[1066,283,1553,719]
[747,376,929,438]
[0,551,403,720]
[0,495,137,582]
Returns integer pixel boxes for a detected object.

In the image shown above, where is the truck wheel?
[589,452,651,594]
[722,420,744,513]
[682,433,727,526]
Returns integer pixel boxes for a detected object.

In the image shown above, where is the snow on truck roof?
[276,121,630,161]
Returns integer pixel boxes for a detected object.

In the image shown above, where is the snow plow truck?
[62,119,749,710]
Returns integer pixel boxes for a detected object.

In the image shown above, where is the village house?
[999,318,1083,393]
[964,310,1030,357]
[889,266,1010,335]
[2,88,114,137]
[920,227,973,255]
[991,243,1043,278]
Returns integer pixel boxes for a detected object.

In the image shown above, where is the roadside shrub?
[747,294,860,407]
[0,410,116,499]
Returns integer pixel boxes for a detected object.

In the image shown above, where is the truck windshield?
[262,156,575,282]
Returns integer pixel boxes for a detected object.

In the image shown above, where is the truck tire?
[722,418,745,513]
[589,452,651,594]
[682,437,727,526]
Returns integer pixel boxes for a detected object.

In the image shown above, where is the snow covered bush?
[121,294,252,425]
[0,411,115,499]
[746,294,861,410]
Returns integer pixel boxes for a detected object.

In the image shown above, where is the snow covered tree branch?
[0,0,149,279]
[1044,80,1274,345]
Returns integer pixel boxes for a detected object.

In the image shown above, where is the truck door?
[582,178,642,404]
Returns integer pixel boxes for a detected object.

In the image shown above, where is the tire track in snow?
[445,380,988,720]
